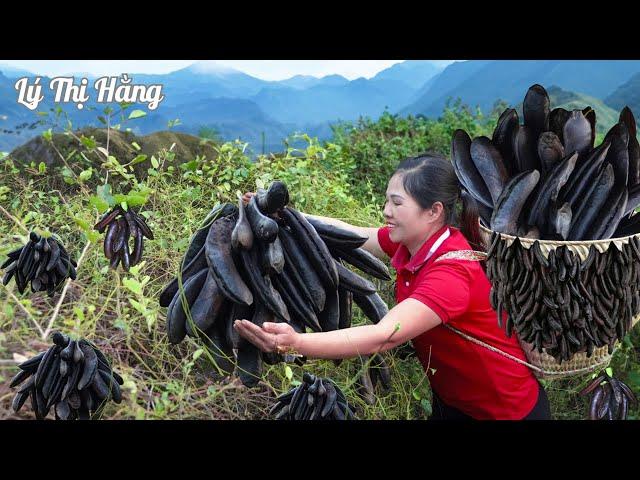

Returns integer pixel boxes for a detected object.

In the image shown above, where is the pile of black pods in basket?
[485,232,640,363]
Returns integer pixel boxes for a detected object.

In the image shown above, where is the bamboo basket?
[478,224,640,379]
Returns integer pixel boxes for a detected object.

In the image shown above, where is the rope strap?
[434,250,487,262]
[443,323,609,377]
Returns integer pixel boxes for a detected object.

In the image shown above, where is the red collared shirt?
[378,225,539,420]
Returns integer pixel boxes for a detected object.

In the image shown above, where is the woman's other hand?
[241,191,256,205]
[234,320,299,353]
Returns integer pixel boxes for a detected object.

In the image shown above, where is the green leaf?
[284,365,293,381]
[606,367,613,377]
[97,115,107,125]
[87,231,100,243]
[78,168,93,182]
[80,136,97,149]
[123,278,143,296]
[89,195,109,213]
[113,194,127,204]
[130,154,148,166]
[130,263,143,276]
[73,307,85,322]
[151,156,159,169]
[74,216,90,231]
[121,201,128,211]
[97,184,115,206]
[38,162,46,174]
[146,313,156,331]
[128,109,147,120]
[132,142,141,151]
[129,298,146,315]
[192,349,204,361]
[182,160,198,172]
[42,129,52,141]
[126,195,146,207]
[412,389,421,401]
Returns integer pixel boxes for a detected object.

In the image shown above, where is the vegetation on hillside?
[0,100,638,420]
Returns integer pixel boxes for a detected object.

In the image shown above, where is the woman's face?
[383,173,438,251]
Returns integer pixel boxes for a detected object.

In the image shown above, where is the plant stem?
[0,204,29,234]
[42,239,92,340]
[2,287,45,337]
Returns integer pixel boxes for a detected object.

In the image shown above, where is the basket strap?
[434,250,487,262]
[443,324,610,377]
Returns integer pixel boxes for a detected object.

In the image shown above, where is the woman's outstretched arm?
[234,298,442,359]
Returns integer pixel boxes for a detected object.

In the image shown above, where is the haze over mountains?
[2,60,640,154]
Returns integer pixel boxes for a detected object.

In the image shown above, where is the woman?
[234,153,551,420]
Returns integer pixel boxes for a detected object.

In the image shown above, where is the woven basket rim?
[479,222,640,247]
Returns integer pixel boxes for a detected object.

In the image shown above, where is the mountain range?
[2,60,640,154]
[402,60,640,118]
[0,61,444,152]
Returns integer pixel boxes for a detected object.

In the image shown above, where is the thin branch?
[47,141,91,197]
[50,190,69,207]
[0,204,29,234]
[2,287,45,337]
[42,239,92,340]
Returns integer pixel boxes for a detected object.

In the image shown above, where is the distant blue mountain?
[0,64,36,78]
[251,78,424,125]
[604,72,640,115]
[278,74,349,90]
[132,63,270,106]
[399,60,494,115]
[372,60,441,89]
[401,60,640,117]
[157,98,296,154]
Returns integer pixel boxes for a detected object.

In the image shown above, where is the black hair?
[393,153,483,251]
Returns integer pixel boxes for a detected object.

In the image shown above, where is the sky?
[0,60,456,80]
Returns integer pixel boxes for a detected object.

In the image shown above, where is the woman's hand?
[234,319,300,354]
[241,191,255,205]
